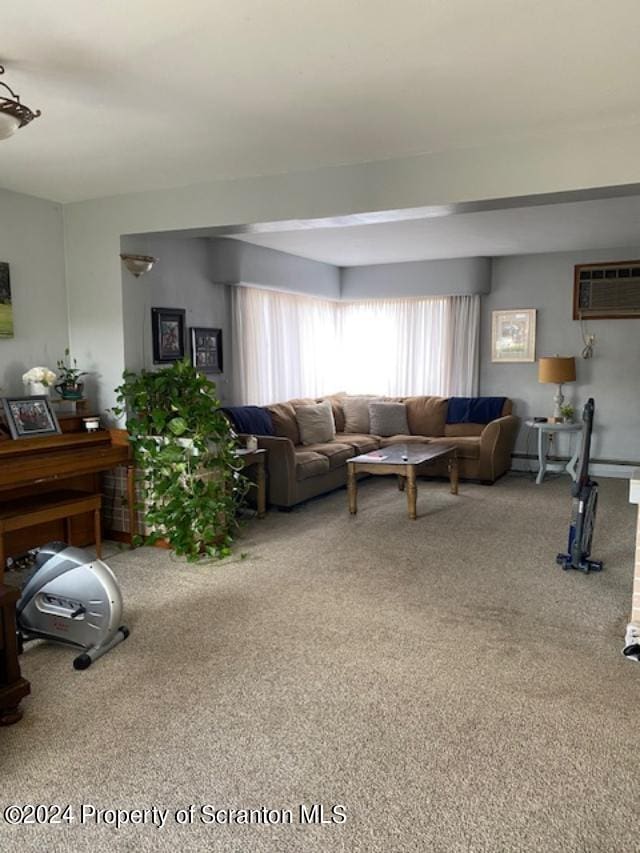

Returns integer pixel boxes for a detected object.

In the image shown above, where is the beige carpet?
[1,473,639,853]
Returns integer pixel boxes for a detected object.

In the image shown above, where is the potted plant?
[560,404,575,423]
[55,348,88,400]
[113,360,247,561]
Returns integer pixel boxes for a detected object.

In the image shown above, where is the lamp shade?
[538,356,576,384]
[120,254,157,278]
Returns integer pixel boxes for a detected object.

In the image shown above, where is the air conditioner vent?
[574,261,640,319]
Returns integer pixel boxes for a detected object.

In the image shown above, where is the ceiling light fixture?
[0,65,41,140]
[120,254,157,278]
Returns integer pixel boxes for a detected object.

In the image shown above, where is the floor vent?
[574,261,640,319]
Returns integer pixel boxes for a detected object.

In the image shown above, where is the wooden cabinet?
[0,585,30,725]
[0,427,134,724]
[0,430,134,562]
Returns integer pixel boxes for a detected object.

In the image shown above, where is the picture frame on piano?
[1,395,61,440]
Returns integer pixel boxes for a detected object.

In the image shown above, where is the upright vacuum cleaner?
[556,398,603,573]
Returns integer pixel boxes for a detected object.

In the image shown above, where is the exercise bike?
[556,398,603,574]
[17,542,129,670]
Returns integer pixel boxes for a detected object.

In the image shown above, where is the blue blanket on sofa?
[447,397,506,424]
[220,406,274,435]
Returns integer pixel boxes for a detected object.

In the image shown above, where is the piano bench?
[0,490,102,576]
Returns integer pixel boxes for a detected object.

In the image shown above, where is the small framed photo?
[190,327,223,374]
[491,308,537,363]
[2,396,61,440]
[151,307,186,363]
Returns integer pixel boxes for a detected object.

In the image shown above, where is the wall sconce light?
[120,254,157,278]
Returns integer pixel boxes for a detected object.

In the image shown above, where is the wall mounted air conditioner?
[574,260,640,319]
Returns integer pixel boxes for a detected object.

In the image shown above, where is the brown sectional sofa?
[244,395,519,509]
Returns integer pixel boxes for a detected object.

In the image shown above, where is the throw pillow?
[295,400,336,446]
[368,401,409,437]
[342,396,378,434]
[265,402,300,444]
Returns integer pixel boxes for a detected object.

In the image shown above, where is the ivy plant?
[113,360,247,561]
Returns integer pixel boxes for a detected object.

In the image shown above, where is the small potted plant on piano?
[55,349,88,400]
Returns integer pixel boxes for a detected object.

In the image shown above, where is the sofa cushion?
[266,402,300,445]
[342,396,379,433]
[294,449,331,480]
[288,397,317,407]
[303,441,353,470]
[368,401,409,437]
[318,393,347,432]
[404,396,448,436]
[379,435,432,448]
[295,400,336,445]
[335,432,380,454]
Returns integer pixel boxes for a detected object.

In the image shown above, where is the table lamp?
[538,355,576,422]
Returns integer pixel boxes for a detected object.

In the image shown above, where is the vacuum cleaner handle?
[572,397,594,497]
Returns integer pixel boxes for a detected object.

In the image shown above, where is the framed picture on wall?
[491,308,536,363]
[1,396,61,440]
[190,327,223,374]
[151,307,186,363]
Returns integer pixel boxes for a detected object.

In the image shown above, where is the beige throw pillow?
[295,400,336,446]
[368,401,409,437]
[342,396,378,434]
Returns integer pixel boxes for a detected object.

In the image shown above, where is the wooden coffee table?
[347,443,458,520]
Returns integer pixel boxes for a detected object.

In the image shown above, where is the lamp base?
[552,384,565,421]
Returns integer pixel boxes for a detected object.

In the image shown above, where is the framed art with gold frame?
[491,308,536,363]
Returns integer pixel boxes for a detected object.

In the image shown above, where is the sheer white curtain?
[231,285,340,405]
[339,295,478,396]
[445,293,480,396]
[232,286,479,403]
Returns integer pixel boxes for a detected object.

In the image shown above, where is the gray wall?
[481,248,640,463]
[62,123,640,414]
[209,238,341,299]
[121,235,233,405]
[341,257,491,299]
[0,189,68,395]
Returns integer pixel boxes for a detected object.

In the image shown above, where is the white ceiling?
[228,195,640,265]
[2,1,640,203]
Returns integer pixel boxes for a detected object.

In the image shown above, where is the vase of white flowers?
[22,366,57,397]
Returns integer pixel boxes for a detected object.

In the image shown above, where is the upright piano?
[0,427,134,724]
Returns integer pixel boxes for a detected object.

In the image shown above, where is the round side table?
[526,420,584,485]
